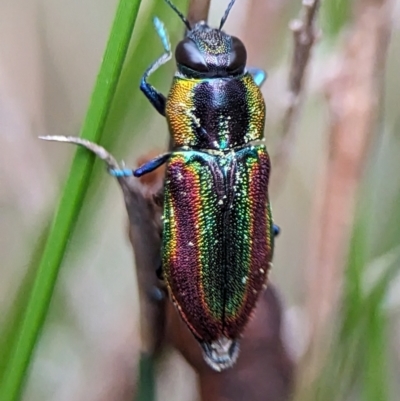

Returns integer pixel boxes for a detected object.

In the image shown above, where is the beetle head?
[164,0,246,78]
[176,22,246,78]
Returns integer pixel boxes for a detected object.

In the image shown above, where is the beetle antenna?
[219,0,237,30]
[164,0,192,31]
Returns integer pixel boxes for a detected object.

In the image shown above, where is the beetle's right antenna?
[164,0,192,31]
[219,0,237,30]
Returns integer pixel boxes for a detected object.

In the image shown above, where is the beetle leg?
[108,152,171,178]
[140,17,172,116]
[273,224,281,237]
[134,152,171,177]
[248,67,267,87]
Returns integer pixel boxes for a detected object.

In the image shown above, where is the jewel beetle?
[112,0,276,371]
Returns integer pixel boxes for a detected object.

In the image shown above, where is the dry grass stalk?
[243,0,290,66]
[303,0,394,384]
[272,0,320,191]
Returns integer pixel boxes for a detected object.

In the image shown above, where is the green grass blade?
[0,1,143,400]
[0,227,49,384]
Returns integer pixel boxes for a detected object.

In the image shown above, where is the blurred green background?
[1,0,400,400]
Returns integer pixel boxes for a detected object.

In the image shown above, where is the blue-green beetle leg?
[108,167,135,177]
[273,224,280,237]
[109,152,171,178]
[248,67,267,87]
[140,17,172,116]
[140,80,166,116]
[133,153,171,177]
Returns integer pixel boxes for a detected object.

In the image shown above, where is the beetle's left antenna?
[164,0,192,31]
[219,0,237,30]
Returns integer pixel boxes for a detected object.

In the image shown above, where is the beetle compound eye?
[227,36,247,73]
[175,39,208,72]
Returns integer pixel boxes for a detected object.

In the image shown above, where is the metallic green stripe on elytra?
[224,145,272,321]
[195,154,224,320]
[223,154,254,318]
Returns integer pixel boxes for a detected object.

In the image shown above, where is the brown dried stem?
[243,0,291,66]
[272,0,320,191]
[186,0,212,26]
[303,0,393,381]
[39,136,167,356]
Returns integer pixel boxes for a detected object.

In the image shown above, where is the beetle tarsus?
[108,168,134,177]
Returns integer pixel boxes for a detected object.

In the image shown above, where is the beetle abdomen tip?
[201,337,240,372]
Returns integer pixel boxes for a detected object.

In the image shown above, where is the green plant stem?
[137,353,156,401]
[0,1,143,400]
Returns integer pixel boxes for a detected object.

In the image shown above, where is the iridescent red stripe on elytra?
[165,156,222,341]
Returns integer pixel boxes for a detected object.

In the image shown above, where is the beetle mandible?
[112,0,277,371]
